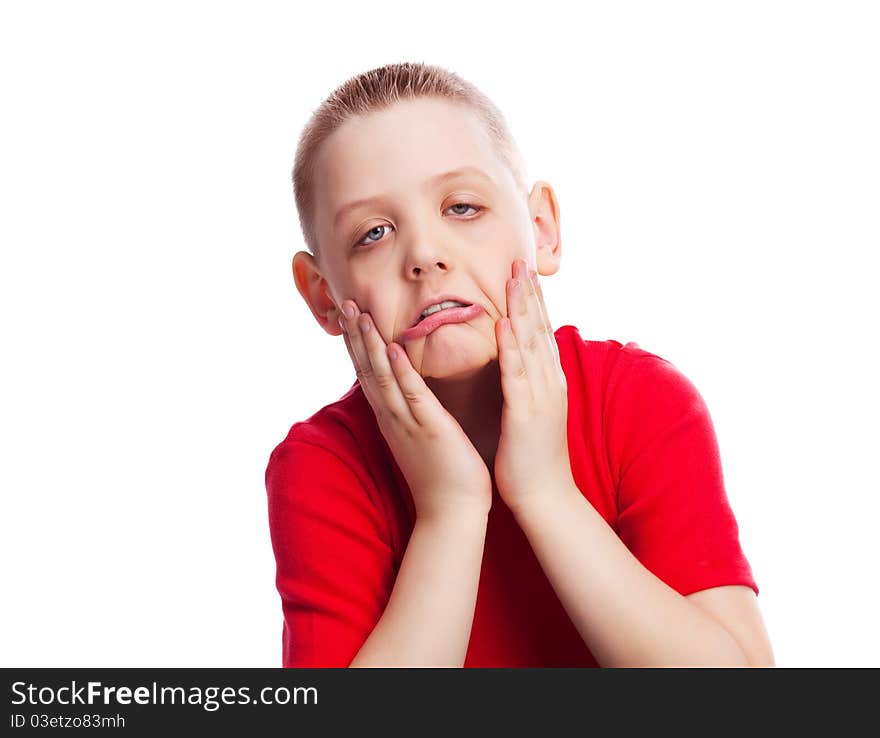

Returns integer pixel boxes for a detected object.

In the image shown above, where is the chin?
[422,363,481,382]
[420,347,497,382]
[409,323,493,376]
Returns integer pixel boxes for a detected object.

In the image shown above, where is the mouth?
[400,302,485,342]
[409,297,474,329]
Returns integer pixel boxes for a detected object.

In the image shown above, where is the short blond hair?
[292,61,529,262]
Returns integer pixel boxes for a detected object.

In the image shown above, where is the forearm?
[510,485,749,668]
[349,510,488,668]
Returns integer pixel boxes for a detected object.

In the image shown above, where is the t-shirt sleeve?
[609,351,759,597]
[265,439,398,667]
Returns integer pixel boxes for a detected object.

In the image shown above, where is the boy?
[266,62,775,667]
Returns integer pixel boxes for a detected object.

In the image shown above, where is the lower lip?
[400,304,485,342]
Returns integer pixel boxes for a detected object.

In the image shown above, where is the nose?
[410,260,448,277]
[403,216,455,277]
[405,242,451,278]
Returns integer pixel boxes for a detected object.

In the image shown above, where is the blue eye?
[353,203,484,248]
[356,225,391,246]
[447,203,480,216]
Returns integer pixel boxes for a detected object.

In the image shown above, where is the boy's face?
[295,97,561,380]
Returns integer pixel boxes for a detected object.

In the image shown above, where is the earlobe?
[292,251,343,336]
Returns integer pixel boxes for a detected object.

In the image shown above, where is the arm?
[491,263,753,665]
[491,260,771,666]
[510,487,752,667]
[350,510,489,668]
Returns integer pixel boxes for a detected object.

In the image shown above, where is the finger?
[356,311,419,426]
[340,317,357,368]
[340,300,373,383]
[514,260,548,342]
[527,268,561,367]
[385,342,442,428]
[496,310,533,410]
[509,261,550,388]
[528,268,552,333]
[340,302,392,418]
[340,313,369,382]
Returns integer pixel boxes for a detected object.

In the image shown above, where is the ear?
[527,180,562,277]
[292,251,343,336]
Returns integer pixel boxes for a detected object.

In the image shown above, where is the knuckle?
[424,426,441,442]
[375,372,396,390]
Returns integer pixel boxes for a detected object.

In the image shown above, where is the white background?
[1,1,877,667]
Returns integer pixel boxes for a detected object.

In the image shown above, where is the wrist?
[506,475,581,522]
[417,504,491,530]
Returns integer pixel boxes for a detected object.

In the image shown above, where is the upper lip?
[409,294,474,328]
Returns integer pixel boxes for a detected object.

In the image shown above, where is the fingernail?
[343,302,355,320]
[359,315,370,332]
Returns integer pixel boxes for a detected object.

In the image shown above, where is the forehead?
[313,98,503,214]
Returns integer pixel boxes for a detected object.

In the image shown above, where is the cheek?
[349,275,380,306]
[472,224,526,275]
[353,285,398,336]
[494,232,531,275]
[485,279,511,319]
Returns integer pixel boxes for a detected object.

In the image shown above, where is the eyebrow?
[333,166,495,228]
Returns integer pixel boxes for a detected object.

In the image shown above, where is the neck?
[425,358,503,471]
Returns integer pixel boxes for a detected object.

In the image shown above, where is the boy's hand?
[493,258,578,515]
[339,300,492,523]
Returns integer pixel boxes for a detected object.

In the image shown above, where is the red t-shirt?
[265,325,758,667]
